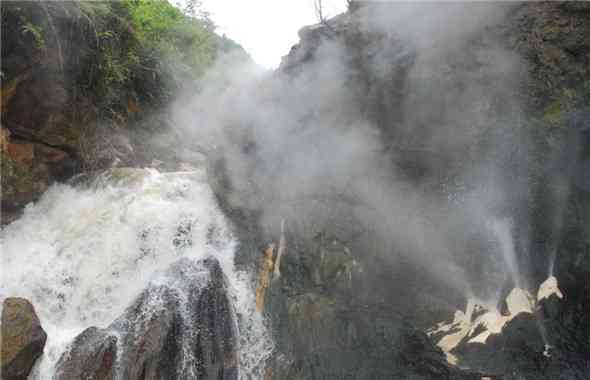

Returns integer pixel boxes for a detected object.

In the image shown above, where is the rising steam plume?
[171,2,542,305]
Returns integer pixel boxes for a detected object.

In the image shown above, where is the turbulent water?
[0,168,273,379]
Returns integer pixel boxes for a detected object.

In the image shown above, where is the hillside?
[1,0,247,223]
[1,2,590,380]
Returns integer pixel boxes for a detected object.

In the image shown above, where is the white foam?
[0,168,273,379]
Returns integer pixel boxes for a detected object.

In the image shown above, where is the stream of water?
[0,168,273,379]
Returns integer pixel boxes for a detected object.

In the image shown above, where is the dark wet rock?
[206,2,590,379]
[539,293,561,320]
[253,231,480,380]
[1,297,47,380]
[53,327,117,380]
[221,6,588,380]
[453,312,546,376]
[398,328,482,380]
[1,3,84,217]
[267,301,481,380]
[55,258,238,380]
[221,2,590,378]
[450,289,590,380]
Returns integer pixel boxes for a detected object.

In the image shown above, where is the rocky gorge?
[2,1,590,380]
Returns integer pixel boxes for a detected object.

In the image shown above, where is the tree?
[183,0,214,30]
[314,0,326,24]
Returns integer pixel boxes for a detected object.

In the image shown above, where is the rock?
[314,237,358,290]
[1,128,74,223]
[505,287,534,316]
[280,13,353,71]
[34,144,69,164]
[55,257,238,380]
[5,141,34,166]
[53,327,117,380]
[537,276,563,302]
[430,299,512,358]
[560,2,590,13]
[1,145,51,215]
[256,244,276,312]
[452,312,546,377]
[538,294,562,320]
[212,2,590,379]
[1,297,48,380]
[0,128,10,150]
[1,71,32,109]
[285,292,339,353]
[445,278,590,379]
[398,327,480,380]
[536,276,565,320]
[264,234,479,380]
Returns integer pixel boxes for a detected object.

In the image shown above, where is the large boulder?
[1,297,47,380]
[54,257,238,380]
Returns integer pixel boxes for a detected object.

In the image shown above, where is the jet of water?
[491,218,522,290]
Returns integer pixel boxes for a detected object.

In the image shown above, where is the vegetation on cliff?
[2,0,245,118]
[1,0,247,221]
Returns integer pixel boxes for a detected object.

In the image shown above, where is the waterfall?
[0,168,273,379]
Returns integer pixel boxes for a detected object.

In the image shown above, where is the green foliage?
[75,0,247,110]
[2,0,247,131]
[122,0,218,82]
[20,21,45,49]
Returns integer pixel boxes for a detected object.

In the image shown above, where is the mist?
[5,2,590,378]
[170,2,537,304]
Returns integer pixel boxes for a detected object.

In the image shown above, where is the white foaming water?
[0,168,273,379]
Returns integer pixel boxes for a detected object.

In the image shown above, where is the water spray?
[0,169,274,379]
[491,218,522,291]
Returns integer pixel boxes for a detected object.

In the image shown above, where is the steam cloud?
[170,3,540,304]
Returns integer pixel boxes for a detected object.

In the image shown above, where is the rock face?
[0,3,176,223]
[426,277,590,379]
[451,294,590,379]
[1,3,109,222]
[54,258,238,380]
[1,297,47,380]
[3,2,589,380]
[211,2,590,379]
[244,231,479,379]
[1,126,77,224]
[1,2,247,223]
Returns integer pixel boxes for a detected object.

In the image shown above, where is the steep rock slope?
[210,2,590,379]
